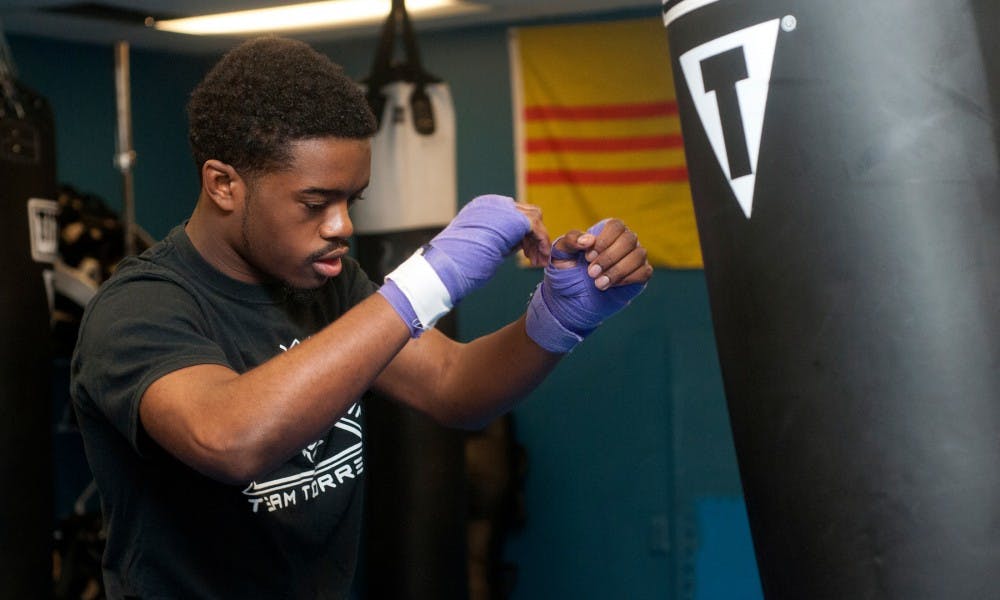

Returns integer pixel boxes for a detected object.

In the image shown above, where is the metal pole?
[114,40,136,257]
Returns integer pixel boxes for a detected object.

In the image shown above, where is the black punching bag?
[356,2,466,597]
[0,70,56,594]
[357,230,467,600]
[663,1,1000,598]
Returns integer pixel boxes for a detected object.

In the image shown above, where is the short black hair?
[187,36,377,178]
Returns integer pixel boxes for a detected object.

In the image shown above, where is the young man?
[71,37,651,598]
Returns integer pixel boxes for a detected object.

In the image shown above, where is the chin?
[278,261,334,290]
[265,268,325,293]
[279,280,326,304]
[288,275,328,291]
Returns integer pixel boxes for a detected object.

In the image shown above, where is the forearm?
[379,315,562,430]
[445,316,562,428]
[142,293,410,482]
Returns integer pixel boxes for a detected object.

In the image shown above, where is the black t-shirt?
[71,225,378,599]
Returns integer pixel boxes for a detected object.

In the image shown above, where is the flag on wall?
[509,17,702,268]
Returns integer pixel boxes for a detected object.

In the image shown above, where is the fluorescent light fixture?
[153,0,487,35]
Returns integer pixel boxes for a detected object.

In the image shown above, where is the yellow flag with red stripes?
[510,17,702,268]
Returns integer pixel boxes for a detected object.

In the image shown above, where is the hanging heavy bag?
[0,40,56,599]
[356,3,466,599]
[354,0,457,234]
[663,1,1000,598]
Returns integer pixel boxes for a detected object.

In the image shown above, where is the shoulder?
[78,234,207,342]
[87,253,191,316]
[98,227,188,289]
[92,224,214,303]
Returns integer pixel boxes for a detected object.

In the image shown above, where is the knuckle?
[602,222,622,239]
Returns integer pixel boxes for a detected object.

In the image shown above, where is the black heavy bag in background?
[356,2,466,599]
[663,1,1000,598]
[0,44,56,598]
[356,233,466,600]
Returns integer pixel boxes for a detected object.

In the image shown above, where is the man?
[71,37,651,599]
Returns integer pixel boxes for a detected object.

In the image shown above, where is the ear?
[201,159,243,212]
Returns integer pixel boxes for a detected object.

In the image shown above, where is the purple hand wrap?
[526,220,646,353]
[423,194,532,301]
[378,195,531,337]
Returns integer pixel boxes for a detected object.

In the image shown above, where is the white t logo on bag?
[679,19,780,219]
[27,198,59,263]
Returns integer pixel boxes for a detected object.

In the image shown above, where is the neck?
[186,197,260,284]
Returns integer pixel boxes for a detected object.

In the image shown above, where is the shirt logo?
[301,440,324,464]
[243,403,364,514]
[241,338,366,514]
[678,18,781,219]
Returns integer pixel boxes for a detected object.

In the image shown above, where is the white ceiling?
[0,0,660,54]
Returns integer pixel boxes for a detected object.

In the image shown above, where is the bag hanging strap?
[0,23,26,119]
[364,0,440,135]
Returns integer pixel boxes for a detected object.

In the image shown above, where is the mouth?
[311,248,348,278]
[315,248,346,262]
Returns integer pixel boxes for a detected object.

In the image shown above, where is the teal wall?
[8,35,210,239]
[10,10,760,599]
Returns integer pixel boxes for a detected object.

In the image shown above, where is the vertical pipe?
[114,41,136,257]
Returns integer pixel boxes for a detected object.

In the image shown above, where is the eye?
[348,194,365,208]
[303,202,327,212]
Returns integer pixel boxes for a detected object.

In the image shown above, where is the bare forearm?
[142,293,410,482]
[232,294,409,451]
[451,317,562,428]
[384,315,562,430]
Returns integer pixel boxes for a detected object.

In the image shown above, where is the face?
[235,137,371,289]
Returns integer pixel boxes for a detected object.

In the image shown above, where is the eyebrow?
[298,183,369,199]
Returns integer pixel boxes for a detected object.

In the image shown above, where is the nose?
[319,201,353,241]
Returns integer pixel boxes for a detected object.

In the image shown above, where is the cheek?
[270,231,311,265]
[246,212,302,265]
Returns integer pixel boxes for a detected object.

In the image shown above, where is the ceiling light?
[153,0,486,35]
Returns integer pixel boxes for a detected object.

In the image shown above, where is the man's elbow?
[186,425,277,485]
